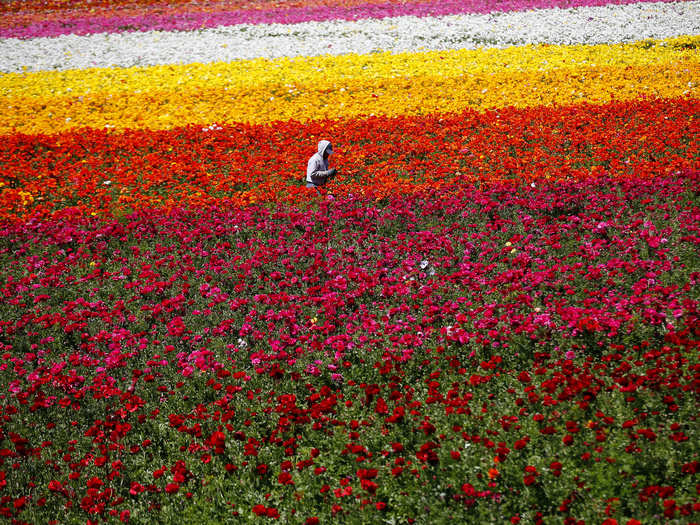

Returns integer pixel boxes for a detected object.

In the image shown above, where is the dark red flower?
[278,472,294,485]
[252,504,267,516]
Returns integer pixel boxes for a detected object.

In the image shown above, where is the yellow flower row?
[2,36,696,98]
[1,36,697,135]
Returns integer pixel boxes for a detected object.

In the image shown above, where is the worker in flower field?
[306,140,337,194]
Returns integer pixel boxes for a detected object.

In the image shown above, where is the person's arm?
[311,168,336,186]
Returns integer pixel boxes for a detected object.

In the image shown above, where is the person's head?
[318,140,333,159]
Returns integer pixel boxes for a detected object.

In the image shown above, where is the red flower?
[416,441,440,464]
[86,477,103,489]
[165,483,179,494]
[514,437,529,450]
[252,504,267,516]
[361,479,378,494]
[48,480,63,492]
[462,483,477,497]
[375,397,388,414]
[565,421,580,433]
[549,462,563,477]
[278,471,294,485]
[209,430,226,454]
[681,461,698,474]
[356,468,378,479]
[524,465,539,485]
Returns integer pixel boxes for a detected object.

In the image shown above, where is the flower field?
[0,1,699,524]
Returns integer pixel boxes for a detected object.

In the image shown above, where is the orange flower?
[1,97,696,223]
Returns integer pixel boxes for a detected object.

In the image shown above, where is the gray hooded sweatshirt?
[306,140,333,186]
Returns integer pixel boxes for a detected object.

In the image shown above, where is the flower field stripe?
[4,65,695,135]
[1,38,696,135]
[10,36,695,98]
[2,1,698,73]
[1,97,697,222]
[0,0,687,39]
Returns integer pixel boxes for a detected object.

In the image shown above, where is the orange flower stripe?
[1,97,697,223]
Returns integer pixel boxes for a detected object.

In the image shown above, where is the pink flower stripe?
[0,0,683,39]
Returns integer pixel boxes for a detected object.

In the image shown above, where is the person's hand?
[329,168,337,178]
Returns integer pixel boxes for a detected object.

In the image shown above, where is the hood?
[317,140,332,157]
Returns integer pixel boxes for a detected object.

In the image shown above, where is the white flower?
[103,180,111,185]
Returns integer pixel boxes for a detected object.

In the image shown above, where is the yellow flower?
[0,36,696,134]
[18,191,34,205]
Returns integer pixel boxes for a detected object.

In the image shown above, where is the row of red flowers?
[0,172,697,523]
[1,97,697,224]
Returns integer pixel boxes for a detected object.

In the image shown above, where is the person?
[306,140,337,193]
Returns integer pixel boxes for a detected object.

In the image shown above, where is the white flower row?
[1,0,698,73]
